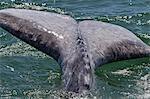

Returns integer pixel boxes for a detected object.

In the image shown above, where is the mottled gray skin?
[0,9,150,93]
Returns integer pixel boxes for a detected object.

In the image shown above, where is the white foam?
[111,68,132,76]
[11,0,15,2]
[6,65,14,72]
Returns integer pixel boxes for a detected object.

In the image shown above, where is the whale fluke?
[0,8,150,93]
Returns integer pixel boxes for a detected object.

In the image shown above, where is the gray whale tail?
[0,8,150,93]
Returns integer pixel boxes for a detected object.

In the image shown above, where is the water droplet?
[11,0,15,2]
[129,0,133,5]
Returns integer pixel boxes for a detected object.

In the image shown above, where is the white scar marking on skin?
[38,25,64,39]
[43,28,48,32]
[85,64,90,69]
[84,74,90,84]
[48,31,64,39]
[68,72,72,75]
[55,14,70,20]
[62,16,71,20]
[37,25,42,29]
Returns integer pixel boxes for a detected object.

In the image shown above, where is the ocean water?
[0,0,150,98]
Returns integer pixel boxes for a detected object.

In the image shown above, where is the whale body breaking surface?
[0,8,150,93]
